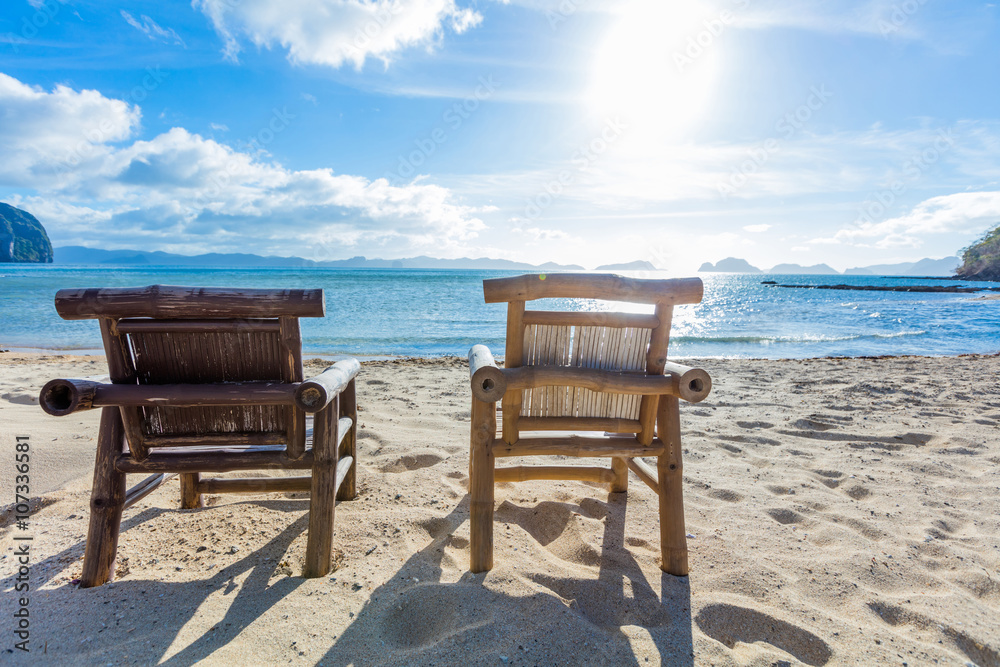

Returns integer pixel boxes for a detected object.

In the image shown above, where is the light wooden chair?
[467,274,711,574]
[39,285,360,587]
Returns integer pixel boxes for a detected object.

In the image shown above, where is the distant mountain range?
[699,256,961,277]
[55,246,649,271]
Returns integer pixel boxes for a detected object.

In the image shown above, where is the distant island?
[0,202,53,263]
[699,255,960,277]
[594,260,659,271]
[54,246,595,271]
[955,223,1000,281]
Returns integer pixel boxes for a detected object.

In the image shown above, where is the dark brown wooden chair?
[467,274,711,575]
[39,285,360,587]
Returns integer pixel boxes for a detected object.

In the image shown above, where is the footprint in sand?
[379,585,491,649]
[695,603,832,666]
[736,420,774,429]
[718,443,743,455]
[868,601,999,667]
[378,452,446,473]
[706,488,744,502]
[792,418,839,431]
[843,484,871,500]
[496,501,602,567]
[767,508,805,525]
[811,470,844,489]
[722,434,782,446]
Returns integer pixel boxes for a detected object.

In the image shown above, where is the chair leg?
[336,379,358,501]
[180,473,203,509]
[610,457,629,493]
[304,400,339,578]
[80,408,127,588]
[657,396,689,576]
[469,397,495,573]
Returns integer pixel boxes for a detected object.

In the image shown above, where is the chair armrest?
[294,359,362,413]
[662,362,712,403]
[40,379,302,416]
[39,378,101,416]
[469,344,507,402]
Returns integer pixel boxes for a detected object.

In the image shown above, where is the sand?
[1,351,999,665]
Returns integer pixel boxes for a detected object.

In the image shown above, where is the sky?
[1,0,998,273]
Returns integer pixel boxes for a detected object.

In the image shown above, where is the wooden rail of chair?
[521,311,660,328]
[55,285,325,320]
[503,366,711,403]
[39,379,300,416]
[469,344,506,402]
[294,359,362,413]
[116,448,315,473]
[483,274,703,305]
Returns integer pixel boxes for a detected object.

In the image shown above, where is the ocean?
[1,266,998,359]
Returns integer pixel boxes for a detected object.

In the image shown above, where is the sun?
[585,1,725,143]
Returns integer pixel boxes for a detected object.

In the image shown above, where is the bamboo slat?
[625,457,660,493]
[501,301,525,445]
[336,385,358,501]
[516,417,642,433]
[657,396,688,576]
[304,400,339,577]
[123,473,177,510]
[493,436,665,458]
[115,319,280,334]
[638,303,673,445]
[494,465,616,483]
[115,449,314,473]
[470,397,496,572]
[56,285,325,320]
[522,311,659,328]
[280,316,306,460]
[197,475,313,494]
[483,274,703,305]
[80,408,127,588]
[99,318,149,462]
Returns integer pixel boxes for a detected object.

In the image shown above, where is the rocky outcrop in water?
[955,224,1000,282]
[0,203,54,263]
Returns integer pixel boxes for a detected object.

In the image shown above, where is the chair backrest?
[483,274,703,443]
[55,285,325,458]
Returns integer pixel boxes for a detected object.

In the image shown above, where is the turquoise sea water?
[1,266,998,359]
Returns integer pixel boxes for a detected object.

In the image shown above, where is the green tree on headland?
[0,202,54,263]
[955,224,1000,281]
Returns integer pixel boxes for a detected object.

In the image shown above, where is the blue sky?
[1,0,998,272]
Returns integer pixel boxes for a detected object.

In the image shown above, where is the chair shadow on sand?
[2,497,313,665]
[319,488,693,666]
[4,490,691,665]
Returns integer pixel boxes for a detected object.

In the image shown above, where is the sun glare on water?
[586,1,725,144]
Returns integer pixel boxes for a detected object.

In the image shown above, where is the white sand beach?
[2,352,999,665]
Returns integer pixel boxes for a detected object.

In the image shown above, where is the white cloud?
[818,191,1000,249]
[194,0,482,69]
[0,72,487,256]
[120,11,187,47]
[0,73,139,188]
[209,123,229,132]
[743,224,771,232]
